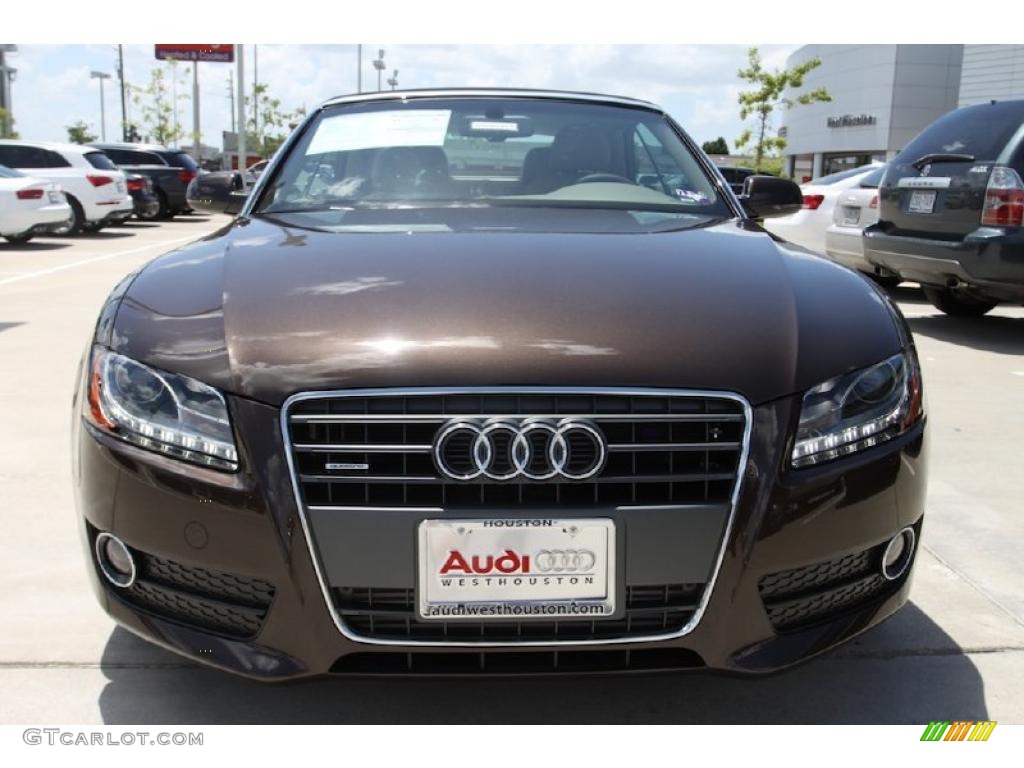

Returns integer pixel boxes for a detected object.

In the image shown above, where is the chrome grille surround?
[280,387,752,647]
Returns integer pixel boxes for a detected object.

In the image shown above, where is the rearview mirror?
[738,175,802,219]
[187,172,250,216]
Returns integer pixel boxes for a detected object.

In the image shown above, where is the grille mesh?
[334,583,703,642]
[758,540,906,631]
[123,551,274,638]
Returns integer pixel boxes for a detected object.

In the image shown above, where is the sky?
[4,44,798,153]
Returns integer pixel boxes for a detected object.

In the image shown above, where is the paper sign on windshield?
[306,110,451,155]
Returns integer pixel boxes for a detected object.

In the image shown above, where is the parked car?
[76,89,925,681]
[0,141,133,234]
[124,173,161,221]
[823,165,898,287]
[89,142,199,219]
[865,100,1024,316]
[763,162,885,254]
[0,164,71,243]
[716,165,775,195]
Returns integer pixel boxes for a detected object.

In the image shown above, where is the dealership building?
[780,45,1024,182]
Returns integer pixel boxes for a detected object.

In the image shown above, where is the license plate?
[116,181,125,193]
[47,191,61,204]
[908,190,937,214]
[418,518,615,620]
[840,206,860,226]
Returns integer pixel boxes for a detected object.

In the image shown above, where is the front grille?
[334,583,703,642]
[286,391,747,509]
[758,541,903,631]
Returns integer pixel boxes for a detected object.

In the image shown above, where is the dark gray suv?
[865,99,1024,316]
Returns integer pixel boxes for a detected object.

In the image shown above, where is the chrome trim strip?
[320,88,658,111]
[290,412,743,423]
[607,442,741,451]
[293,443,433,453]
[280,386,753,648]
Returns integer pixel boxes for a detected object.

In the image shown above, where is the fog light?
[881,527,916,581]
[95,532,136,588]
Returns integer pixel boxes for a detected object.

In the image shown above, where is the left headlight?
[791,350,923,468]
[85,346,239,471]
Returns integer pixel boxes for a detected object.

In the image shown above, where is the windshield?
[254,98,730,222]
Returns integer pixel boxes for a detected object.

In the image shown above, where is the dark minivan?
[864,100,1024,316]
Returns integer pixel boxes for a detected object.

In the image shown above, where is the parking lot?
[2,215,1023,724]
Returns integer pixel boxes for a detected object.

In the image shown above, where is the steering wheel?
[575,172,635,185]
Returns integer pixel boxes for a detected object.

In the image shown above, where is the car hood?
[110,216,905,407]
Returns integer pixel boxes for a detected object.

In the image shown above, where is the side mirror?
[186,172,250,216]
[739,175,802,218]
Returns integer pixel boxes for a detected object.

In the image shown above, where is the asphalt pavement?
[1,217,1022,723]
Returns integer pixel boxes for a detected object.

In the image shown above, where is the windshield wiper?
[911,152,975,170]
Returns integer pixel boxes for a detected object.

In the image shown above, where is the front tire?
[923,286,997,317]
[3,233,32,244]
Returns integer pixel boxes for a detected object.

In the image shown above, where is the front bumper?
[73,379,928,680]
[864,223,1024,301]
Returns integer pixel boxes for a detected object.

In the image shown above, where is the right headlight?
[791,350,923,468]
[85,346,239,471]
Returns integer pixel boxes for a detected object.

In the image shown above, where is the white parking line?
[0,233,199,288]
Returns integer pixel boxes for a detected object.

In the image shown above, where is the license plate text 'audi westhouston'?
[418,519,615,620]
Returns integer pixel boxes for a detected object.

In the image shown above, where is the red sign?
[154,44,234,63]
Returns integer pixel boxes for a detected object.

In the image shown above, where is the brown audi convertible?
[73,89,927,679]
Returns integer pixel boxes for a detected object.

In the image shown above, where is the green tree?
[245,83,305,157]
[0,107,19,139]
[702,137,729,155]
[735,47,831,172]
[133,66,185,146]
[66,120,97,144]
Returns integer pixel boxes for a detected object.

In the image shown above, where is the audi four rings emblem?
[433,419,607,481]
[535,549,597,573]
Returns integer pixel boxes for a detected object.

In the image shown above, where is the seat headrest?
[549,124,612,172]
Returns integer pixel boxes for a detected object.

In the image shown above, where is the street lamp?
[90,70,111,141]
[0,44,17,138]
[387,69,399,91]
[372,49,386,91]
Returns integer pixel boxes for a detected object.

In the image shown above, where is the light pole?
[372,49,386,92]
[387,69,399,91]
[117,45,128,141]
[227,69,235,133]
[90,70,111,141]
[357,45,362,93]
[1,44,18,138]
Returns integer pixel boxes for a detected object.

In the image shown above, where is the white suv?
[0,141,133,234]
